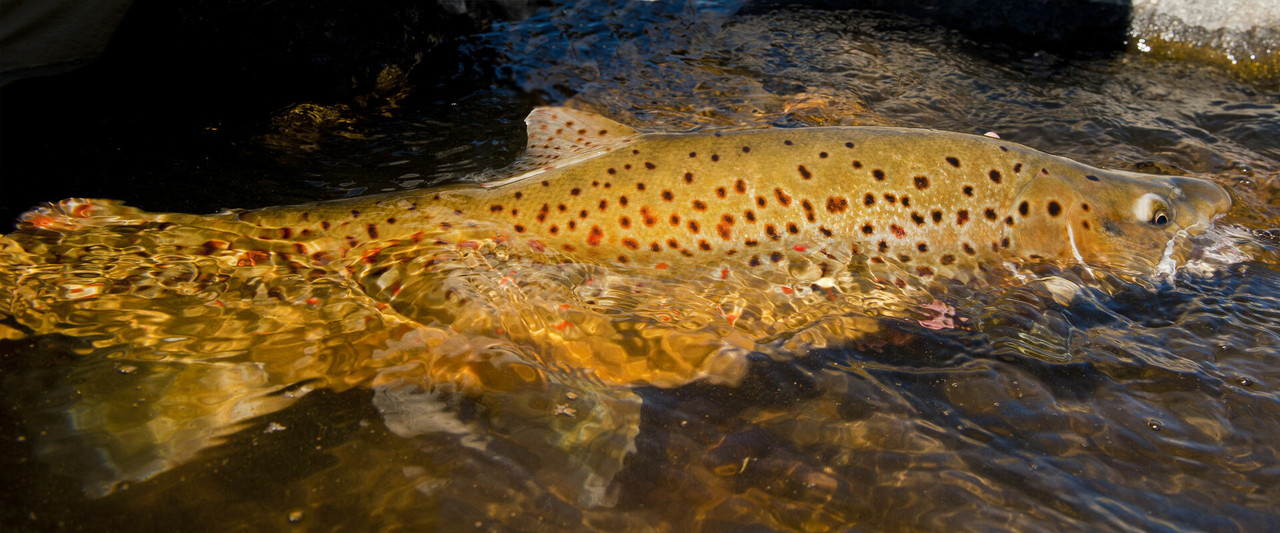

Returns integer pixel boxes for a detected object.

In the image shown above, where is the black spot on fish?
[667,238,679,248]
[798,165,812,180]
[599,199,608,211]
[514,192,523,200]
[670,214,680,225]
[852,160,863,169]
[1047,201,1062,217]
[864,193,875,206]
[1013,163,1023,173]
[910,212,925,225]
[956,210,970,225]
[698,240,712,251]
[766,224,779,240]
[619,196,629,206]
[734,179,746,194]
[1086,175,1099,181]
[693,200,708,211]
[941,254,956,265]
[716,187,727,199]
[688,220,700,233]
[744,239,759,247]
[916,266,934,277]
[645,162,656,170]
[367,224,379,239]
[872,169,885,181]
[917,242,928,252]
[756,196,767,208]
[962,243,975,254]
[826,196,848,213]
[1000,237,1010,248]
[620,216,631,228]
[883,193,897,204]
[617,255,630,263]
[514,224,525,233]
[684,172,694,183]
[784,140,793,146]
[845,142,854,148]
[1018,201,1029,217]
[749,255,761,266]
[819,152,828,159]
[899,254,911,263]
[490,204,505,213]
[989,170,1002,183]
[914,176,930,190]
[862,224,874,235]
[742,146,751,153]
[786,222,799,234]
[744,210,757,222]
[689,152,697,158]
[931,210,943,223]
[1005,216,1015,226]
[770,251,784,262]
[962,186,973,196]
[662,190,674,201]
[878,240,889,253]
[711,154,720,162]
[946,157,960,168]
[637,183,646,191]
[571,188,581,196]
[819,226,833,237]
[774,188,792,206]
[651,242,662,251]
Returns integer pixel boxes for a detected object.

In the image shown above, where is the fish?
[0,106,1233,503]
[12,107,1229,279]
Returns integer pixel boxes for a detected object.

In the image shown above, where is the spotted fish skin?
[10,107,1231,282]
[424,108,1230,279]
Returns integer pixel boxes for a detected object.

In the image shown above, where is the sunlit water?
[3,2,1279,531]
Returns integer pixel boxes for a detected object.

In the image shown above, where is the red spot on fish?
[891,225,906,238]
[528,240,546,252]
[655,263,669,270]
[552,321,572,331]
[720,268,729,279]
[587,225,603,246]
[793,244,807,252]
[306,297,320,305]
[71,203,94,218]
[780,286,795,294]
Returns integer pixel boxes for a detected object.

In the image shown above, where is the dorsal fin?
[482,107,642,188]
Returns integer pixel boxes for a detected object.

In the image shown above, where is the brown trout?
[0,107,1234,502]
[11,106,1229,280]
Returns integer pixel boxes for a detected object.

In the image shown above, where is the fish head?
[1006,165,1231,269]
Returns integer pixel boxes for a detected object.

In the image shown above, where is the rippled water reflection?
[3,2,1278,531]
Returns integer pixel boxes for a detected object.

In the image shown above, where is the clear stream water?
[2,2,1278,531]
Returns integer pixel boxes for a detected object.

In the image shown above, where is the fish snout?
[1172,176,1231,227]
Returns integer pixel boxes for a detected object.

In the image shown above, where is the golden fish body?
[175,107,1226,286]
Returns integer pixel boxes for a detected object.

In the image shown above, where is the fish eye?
[1133,193,1171,228]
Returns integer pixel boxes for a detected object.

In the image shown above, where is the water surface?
[2,2,1278,531]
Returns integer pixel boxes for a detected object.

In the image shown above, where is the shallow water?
[2,2,1279,532]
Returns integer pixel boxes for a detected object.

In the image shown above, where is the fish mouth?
[1171,176,1232,229]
